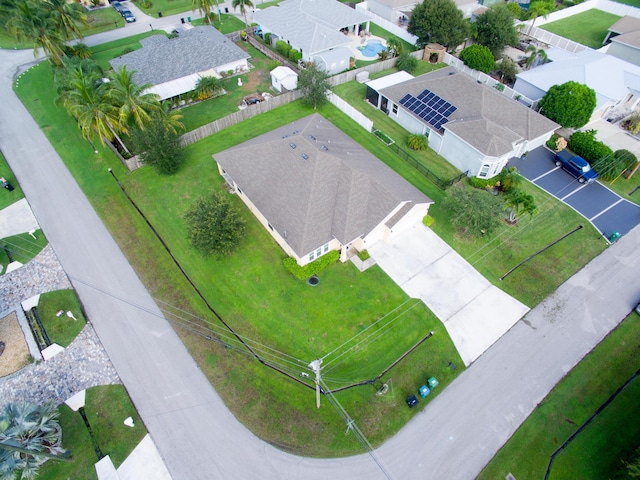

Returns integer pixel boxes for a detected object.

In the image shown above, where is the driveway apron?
[368,223,530,366]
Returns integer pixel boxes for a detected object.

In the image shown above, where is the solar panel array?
[399,89,457,130]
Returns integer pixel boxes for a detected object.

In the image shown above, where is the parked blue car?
[553,150,598,184]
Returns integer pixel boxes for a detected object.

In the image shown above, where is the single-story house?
[603,16,640,67]
[367,67,559,179]
[514,48,640,122]
[366,0,416,24]
[270,66,298,92]
[253,0,370,75]
[214,114,433,266]
[109,26,250,100]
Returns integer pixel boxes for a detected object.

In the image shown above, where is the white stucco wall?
[607,43,640,67]
[437,130,508,178]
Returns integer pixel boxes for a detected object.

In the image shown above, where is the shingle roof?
[253,0,368,56]
[379,67,559,157]
[214,114,432,257]
[608,15,640,35]
[109,27,250,86]
[611,30,640,49]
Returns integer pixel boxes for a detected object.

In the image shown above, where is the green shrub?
[568,130,613,165]
[276,40,291,57]
[459,44,495,74]
[546,134,558,150]
[357,249,370,261]
[469,175,498,190]
[121,47,134,55]
[593,149,638,181]
[406,133,427,151]
[283,250,340,280]
[396,52,418,73]
[288,49,302,62]
[264,32,271,45]
[422,215,435,227]
[268,59,281,70]
[373,129,393,145]
[494,83,505,92]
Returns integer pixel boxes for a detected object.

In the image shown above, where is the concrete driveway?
[368,223,529,366]
[510,147,640,239]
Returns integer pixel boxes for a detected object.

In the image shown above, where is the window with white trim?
[478,164,490,178]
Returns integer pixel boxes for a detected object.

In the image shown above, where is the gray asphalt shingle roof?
[380,67,559,157]
[253,0,368,55]
[109,26,250,86]
[214,114,432,257]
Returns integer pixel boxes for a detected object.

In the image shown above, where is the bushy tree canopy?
[408,0,470,50]
[396,52,419,73]
[459,44,495,73]
[539,81,596,128]
[298,63,331,109]
[473,4,519,58]
[441,185,504,236]
[131,113,185,175]
[184,193,246,256]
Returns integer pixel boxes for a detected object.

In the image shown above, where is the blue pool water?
[358,40,386,58]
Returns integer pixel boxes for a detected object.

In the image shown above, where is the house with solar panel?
[365,67,559,179]
[109,26,250,101]
[253,0,370,75]
[214,114,433,266]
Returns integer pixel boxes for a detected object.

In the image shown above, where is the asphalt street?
[0,17,639,480]
[510,147,640,238]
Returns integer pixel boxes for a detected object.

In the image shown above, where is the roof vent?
[302,153,309,160]
[309,135,316,141]
[321,145,328,151]
[290,143,296,149]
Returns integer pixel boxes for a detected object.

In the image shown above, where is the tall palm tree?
[526,1,553,35]
[232,0,253,28]
[192,0,218,24]
[106,65,161,134]
[0,402,65,480]
[63,68,124,150]
[385,36,402,57]
[5,0,66,66]
[158,102,185,135]
[45,0,87,42]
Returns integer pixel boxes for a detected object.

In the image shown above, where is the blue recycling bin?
[419,385,430,398]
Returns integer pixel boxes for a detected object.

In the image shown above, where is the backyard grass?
[613,0,640,6]
[190,14,246,33]
[15,55,464,456]
[0,230,48,273]
[599,169,640,204]
[39,385,147,480]
[477,310,640,480]
[540,9,621,48]
[132,0,191,18]
[38,290,87,348]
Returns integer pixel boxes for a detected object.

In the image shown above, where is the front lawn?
[0,230,48,273]
[540,9,621,48]
[0,151,24,209]
[38,290,87,348]
[599,169,640,204]
[478,310,640,480]
[81,7,125,36]
[39,385,147,480]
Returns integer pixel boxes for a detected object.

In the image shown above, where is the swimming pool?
[358,39,387,58]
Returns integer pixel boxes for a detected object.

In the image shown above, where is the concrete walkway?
[0,198,38,237]
[369,223,529,365]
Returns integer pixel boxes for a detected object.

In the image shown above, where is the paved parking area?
[510,148,640,239]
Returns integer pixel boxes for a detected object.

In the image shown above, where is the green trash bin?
[427,376,439,389]
[609,231,621,243]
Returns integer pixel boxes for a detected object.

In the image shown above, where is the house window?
[309,251,315,261]
[316,247,322,257]
[323,243,329,253]
[478,164,490,178]
[392,103,398,115]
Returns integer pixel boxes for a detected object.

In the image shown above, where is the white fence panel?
[329,93,374,132]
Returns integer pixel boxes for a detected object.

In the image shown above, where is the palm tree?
[107,65,161,134]
[526,1,553,35]
[5,0,67,66]
[192,0,218,23]
[194,75,223,100]
[525,44,547,69]
[45,0,87,42]
[158,102,185,135]
[0,402,66,480]
[232,0,253,28]
[55,56,103,102]
[386,36,402,57]
[69,42,92,59]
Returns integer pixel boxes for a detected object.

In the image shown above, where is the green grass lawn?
[478,310,640,480]
[599,169,640,204]
[90,31,165,70]
[541,9,621,48]
[15,54,464,456]
[38,290,87,347]
[39,385,147,480]
[0,151,25,209]
[81,7,125,36]
[133,0,192,19]
[0,230,48,273]
[613,0,640,6]
[191,14,246,33]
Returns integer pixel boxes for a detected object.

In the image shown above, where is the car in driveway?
[553,150,598,184]
[122,10,136,22]
[112,1,125,13]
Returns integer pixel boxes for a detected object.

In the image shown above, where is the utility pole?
[309,359,322,408]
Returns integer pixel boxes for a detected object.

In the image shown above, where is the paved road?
[1,25,639,480]
[510,147,640,238]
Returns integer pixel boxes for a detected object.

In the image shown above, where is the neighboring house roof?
[253,0,368,56]
[368,0,416,9]
[109,26,250,86]
[608,15,640,35]
[515,48,640,110]
[214,114,432,257]
[379,67,559,157]
[611,30,640,49]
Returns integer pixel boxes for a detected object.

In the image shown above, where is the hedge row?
[283,250,340,280]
